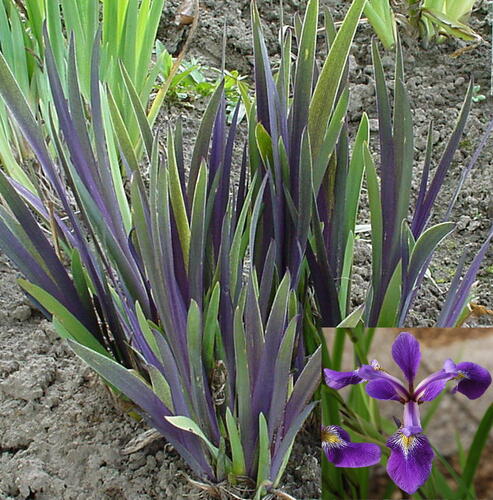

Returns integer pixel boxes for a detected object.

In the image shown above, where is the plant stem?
[408,0,422,30]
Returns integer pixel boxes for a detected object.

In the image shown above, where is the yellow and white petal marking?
[389,430,418,458]
[321,426,347,451]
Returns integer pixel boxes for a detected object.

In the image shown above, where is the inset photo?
[322,328,493,499]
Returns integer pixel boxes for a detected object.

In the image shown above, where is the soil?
[1,1,493,499]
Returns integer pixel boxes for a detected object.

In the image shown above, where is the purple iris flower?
[323,332,491,494]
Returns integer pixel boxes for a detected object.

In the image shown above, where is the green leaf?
[445,0,475,23]
[68,338,174,423]
[148,364,174,413]
[338,231,354,315]
[460,404,493,493]
[407,222,455,282]
[19,279,109,358]
[376,263,402,327]
[269,317,298,431]
[428,466,456,500]
[167,128,190,266]
[343,113,369,239]
[297,130,313,246]
[188,82,225,197]
[187,300,203,380]
[229,177,257,298]
[312,86,349,194]
[290,0,318,138]
[256,413,271,493]
[136,301,162,363]
[431,444,471,499]
[203,283,220,373]
[216,436,231,481]
[225,407,247,477]
[233,303,252,441]
[0,124,35,193]
[165,415,219,458]
[255,122,274,169]
[364,0,396,49]
[70,248,92,309]
[308,0,366,157]
[119,61,153,158]
[188,162,208,306]
[364,144,383,293]
[100,90,132,230]
[393,38,414,242]
[107,88,140,172]
[135,0,165,93]
[422,8,481,42]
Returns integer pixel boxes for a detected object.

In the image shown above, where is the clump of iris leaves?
[0,0,491,498]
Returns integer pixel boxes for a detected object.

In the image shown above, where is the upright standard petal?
[386,427,434,494]
[323,368,362,390]
[392,332,421,385]
[453,362,492,400]
[322,426,381,468]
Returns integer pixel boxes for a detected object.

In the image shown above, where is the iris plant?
[323,332,491,494]
[0,1,340,495]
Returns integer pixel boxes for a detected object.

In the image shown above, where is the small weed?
[156,41,249,121]
[472,85,486,103]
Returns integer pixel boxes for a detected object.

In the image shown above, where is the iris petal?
[417,379,449,402]
[392,332,421,384]
[358,364,409,399]
[454,362,492,400]
[386,428,434,494]
[322,426,381,468]
[324,368,362,389]
[366,379,401,401]
[443,358,457,373]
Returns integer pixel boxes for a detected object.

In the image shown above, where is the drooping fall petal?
[323,368,363,390]
[386,427,434,495]
[453,361,492,400]
[322,426,381,468]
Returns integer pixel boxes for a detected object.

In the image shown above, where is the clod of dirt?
[10,305,32,322]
